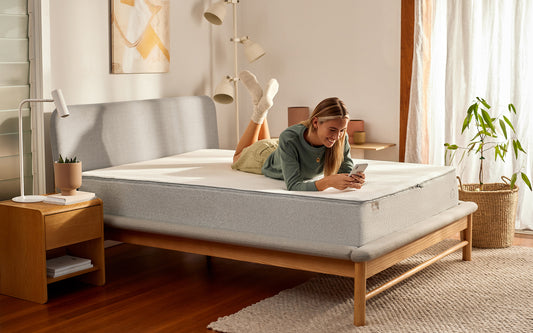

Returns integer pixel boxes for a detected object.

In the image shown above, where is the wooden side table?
[0,198,105,303]
[350,142,396,159]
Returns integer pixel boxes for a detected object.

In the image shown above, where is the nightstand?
[0,198,105,303]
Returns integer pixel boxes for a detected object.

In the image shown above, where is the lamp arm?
[16,98,54,198]
[230,36,248,43]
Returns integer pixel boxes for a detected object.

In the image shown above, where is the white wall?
[232,0,401,160]
[48,0,212,103]
[44,0,400,190]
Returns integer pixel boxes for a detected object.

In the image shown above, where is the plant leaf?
[503,115,516,133]
[508,103,516,114]
[516,140,526,154]
[510,173,518,189]
[522,172,532,191]
[481,109,496,132]
[446,144,458,150]
[461,113,472,133]
[476,97,491,109]
[499,119,508,139]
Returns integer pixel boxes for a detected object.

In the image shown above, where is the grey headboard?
[50,96,219,171]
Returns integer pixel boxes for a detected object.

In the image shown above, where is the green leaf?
[467,103,476,115]
[499,119,508,139]
[446,144,458,150]
[513,140,519,158]
[508,103,516,114]
[516,140,526,154]
[522,172,532,191]
[510,173,518,189]
[473,102,479,114]
[477,97,491,109]
[494,146,500,161]
[503,115,516,133]
[461,113,472,133]
[481,109,496,132]
[58,155,64,163]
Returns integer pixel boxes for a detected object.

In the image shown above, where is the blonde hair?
[301,97,349,176]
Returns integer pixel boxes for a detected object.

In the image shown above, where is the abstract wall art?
[111,0,170,73]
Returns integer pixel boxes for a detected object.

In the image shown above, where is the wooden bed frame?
[105,213,472,326]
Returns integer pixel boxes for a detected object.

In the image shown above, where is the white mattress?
[82,149,458,249]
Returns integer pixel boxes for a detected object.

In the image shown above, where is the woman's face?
[313,117,349,148]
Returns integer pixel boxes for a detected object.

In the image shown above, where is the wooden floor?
[1,233,532,333]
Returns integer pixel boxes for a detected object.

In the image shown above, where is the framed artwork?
[111,0,170,74]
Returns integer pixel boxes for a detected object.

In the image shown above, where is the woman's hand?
[315,172,365,191]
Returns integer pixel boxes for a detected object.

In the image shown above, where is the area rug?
[208,240,533,332]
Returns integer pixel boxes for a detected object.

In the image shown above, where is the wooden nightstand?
[0,198,105,303]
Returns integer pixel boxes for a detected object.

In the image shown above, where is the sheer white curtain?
[406,0,533,229]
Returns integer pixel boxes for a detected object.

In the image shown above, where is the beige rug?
[208,240,533,333]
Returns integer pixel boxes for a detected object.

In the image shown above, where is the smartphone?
[349,163,368,176]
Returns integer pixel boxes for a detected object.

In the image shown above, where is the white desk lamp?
[12,89,70,203]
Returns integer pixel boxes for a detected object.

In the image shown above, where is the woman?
[232,71,365,191]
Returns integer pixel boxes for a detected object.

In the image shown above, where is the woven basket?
[458,177,518,248]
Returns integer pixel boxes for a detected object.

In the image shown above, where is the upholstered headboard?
[50,96,219,171]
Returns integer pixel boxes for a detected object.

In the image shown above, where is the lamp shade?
[242,38,266,63]
[204,0,227,25]
[213,76,234,104]
[51,89,70,117]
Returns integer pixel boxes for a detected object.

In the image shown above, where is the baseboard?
[515,229,533,236]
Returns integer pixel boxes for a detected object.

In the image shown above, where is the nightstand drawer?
[45,206,102,250]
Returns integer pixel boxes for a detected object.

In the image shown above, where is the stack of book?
[46,255,93,278]
[43,191,96,205]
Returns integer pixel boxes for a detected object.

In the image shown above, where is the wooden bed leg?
[354,262,367,326]
[461,214,473,261]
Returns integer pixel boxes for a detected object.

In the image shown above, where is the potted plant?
[445,97,532,248]
[54,155,82,196]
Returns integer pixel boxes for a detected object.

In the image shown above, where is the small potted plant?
[444,97,532,248]
[54,155,82,196]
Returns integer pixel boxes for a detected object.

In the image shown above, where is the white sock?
[239,70,262,105]
[252,78,279,124]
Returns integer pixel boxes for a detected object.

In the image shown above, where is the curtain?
[406,0,533,230]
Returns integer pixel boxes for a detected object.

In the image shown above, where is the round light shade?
[213,77,234,104]
[51,89,70,117]
[204,0,226,25]
[242,38,266,63]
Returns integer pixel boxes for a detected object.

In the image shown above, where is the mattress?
[81,149,459,250]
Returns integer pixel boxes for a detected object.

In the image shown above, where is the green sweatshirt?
[262,124,354,191]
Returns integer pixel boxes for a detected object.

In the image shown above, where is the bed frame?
[105,213,472,326]
[50,96,476,326]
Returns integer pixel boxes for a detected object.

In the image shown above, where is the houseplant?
[54,155,82,196]
[444,97,532,248]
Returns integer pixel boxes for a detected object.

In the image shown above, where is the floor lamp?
[204,0,266,143]
[12,89,70,203]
